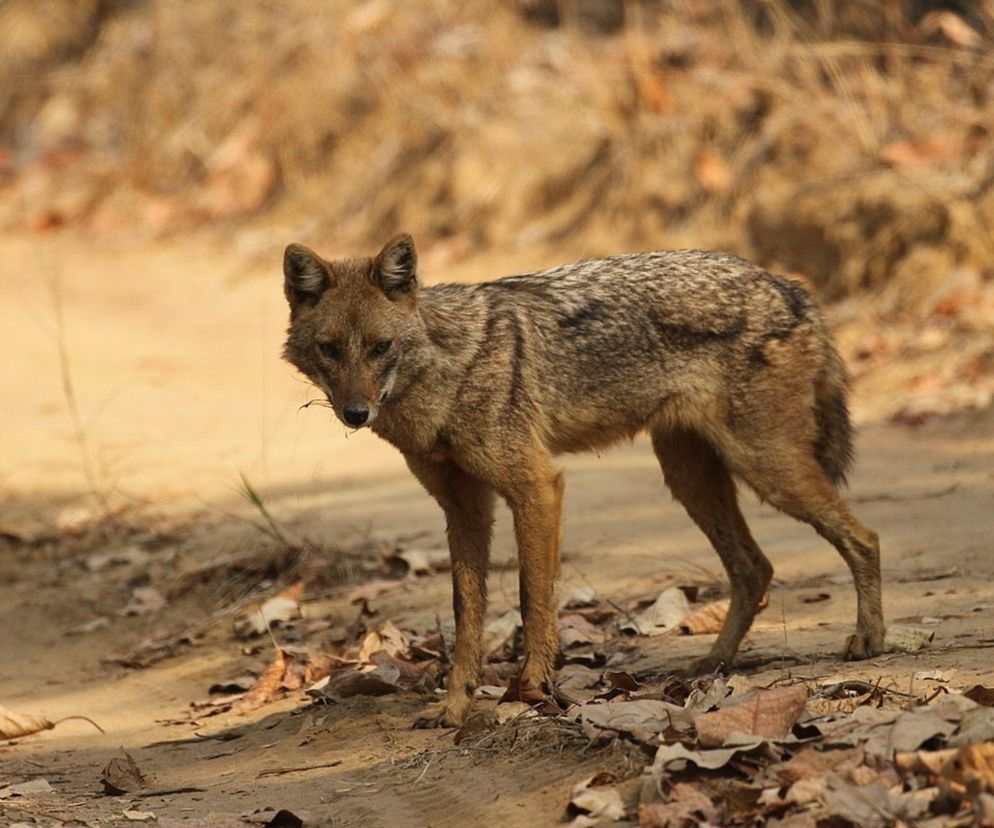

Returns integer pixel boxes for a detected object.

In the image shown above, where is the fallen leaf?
[263,810,304,828]
[823,779,930,827]
[622,587,690,636]
[380,547,449,576]
[0,704,55,739]
[239,648,334,710]
[495,700,537,724]
[866,708,956,756]
[695,684,807,747]
[101,751,146,795]
[684,677,731,713]
[358,620,410,662]
[0,779,54,799]
[483,610,521,657]
[500,675,562,716]
[650,739,764,774]
[639,781,716,827]
[567,772,626,824]
[572,699,695,742]
[235,583,303,638]
[122,587,167,616]
[884,625,934,653]
[602,671,645,694]
[676,599,729,635]
[965,685,994,707]
[559,614,608,648]
[560,585,599,609]
[914,669,955,683]
[949,706,994,747]
[557,664,605,703]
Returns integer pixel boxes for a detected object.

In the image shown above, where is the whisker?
[298,398,333,412]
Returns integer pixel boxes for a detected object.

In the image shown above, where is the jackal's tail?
[814,344,854,487]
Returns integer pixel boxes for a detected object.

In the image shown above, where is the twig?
[257,760,343,778]
[52,715,105,735]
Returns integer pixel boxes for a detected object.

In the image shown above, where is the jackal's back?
[419,249,851,476]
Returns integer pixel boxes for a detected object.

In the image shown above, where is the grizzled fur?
[282,235,884,727]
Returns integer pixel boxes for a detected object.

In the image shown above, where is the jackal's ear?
[283,244,330,307]
[373,234,418,300]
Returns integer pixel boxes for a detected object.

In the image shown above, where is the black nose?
[343,405,369,427]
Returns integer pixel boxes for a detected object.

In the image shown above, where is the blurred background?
[2,0,994,518]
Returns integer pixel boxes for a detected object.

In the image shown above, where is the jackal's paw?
[681,653,731,677]
[413,698,473,730]
[843,628,885,661]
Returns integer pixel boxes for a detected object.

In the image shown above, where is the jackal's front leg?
[406,457,494,727]
[508,470,564,693]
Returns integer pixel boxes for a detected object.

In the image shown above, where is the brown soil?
[2,233,994,826]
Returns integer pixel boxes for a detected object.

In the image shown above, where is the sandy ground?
[2,233,994,826]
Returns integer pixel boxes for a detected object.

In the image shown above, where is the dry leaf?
[238,648,334,711]
[572,699,695,742]
[101,751,146,794]
[560,586,598,609]
[622,587,690,636]
[235,583,303,638]
[695,684,807,746]
[0,778,54,799]
[639,782,716,827]
[884,625,934,653]
[499,675,562,716]
[358,620,410,662]
[483,610,521,656]
[651,739,764,774]
[381,547,449,576]
[559,614,608,648]
[677,599,729,635]
[964,685,994,707]
[567,771,626,824]
[122,587,166,616]
[0,704,55,739]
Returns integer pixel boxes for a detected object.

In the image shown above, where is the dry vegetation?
[2,0,994,288]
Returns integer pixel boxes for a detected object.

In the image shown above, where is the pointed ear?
[283,244,330,307]
[373,234,418,299]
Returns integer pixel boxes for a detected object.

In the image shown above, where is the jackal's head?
[281,234,425,429]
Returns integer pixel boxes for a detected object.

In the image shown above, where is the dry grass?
[2,0,994,297]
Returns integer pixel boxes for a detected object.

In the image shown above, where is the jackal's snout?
[343,404,370,427]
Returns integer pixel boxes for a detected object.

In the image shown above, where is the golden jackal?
[282,235,884,726]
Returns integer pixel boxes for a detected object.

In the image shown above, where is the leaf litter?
[175,569,994,825]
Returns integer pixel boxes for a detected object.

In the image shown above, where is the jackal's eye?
[317,341,340,361]
[372,339,393,357]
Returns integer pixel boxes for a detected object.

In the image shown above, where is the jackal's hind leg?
[651,429,773,674]
[736,451,884,660]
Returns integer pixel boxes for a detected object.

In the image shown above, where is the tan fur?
[281,235,885,726]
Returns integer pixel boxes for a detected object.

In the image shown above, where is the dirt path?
[2,234,994,826]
